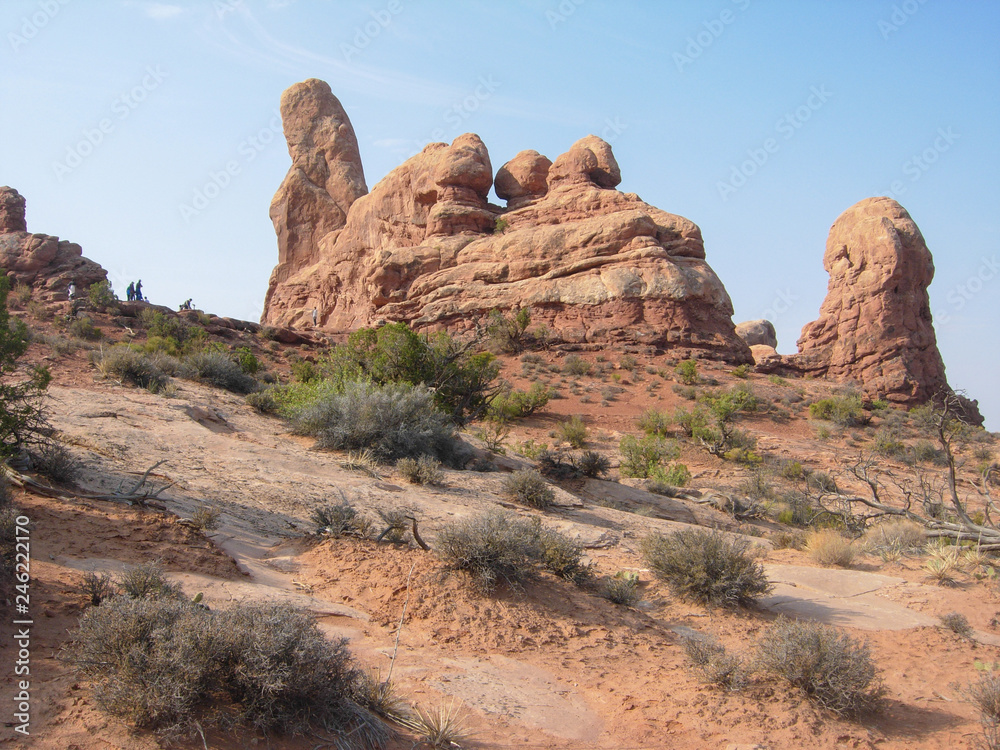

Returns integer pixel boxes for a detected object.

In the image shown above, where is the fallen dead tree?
[1,458,174,509]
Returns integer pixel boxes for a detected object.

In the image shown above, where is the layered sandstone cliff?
[262,79,751,361]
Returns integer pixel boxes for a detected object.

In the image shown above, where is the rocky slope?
[262,79,751,362]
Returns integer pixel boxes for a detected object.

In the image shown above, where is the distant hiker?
[179,298,193,311]
[135,280,143,302]
[312,307,318,326]
[126,282,135,302]
[67,282,76,300]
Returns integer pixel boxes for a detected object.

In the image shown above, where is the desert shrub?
[732,363,751,379]
[94,345,169,391]
[291,381,458,463]
[675,359,699,385]
[184,351,258,394]
[649,462,692,488]
[396,455,443,485]
[558,415,588,448]
[246,388,279,414]
[562,355,591,377]
[771,530,808,550]
[485,307,532,354]
[312,501,370,538]
[674,405,710,437]
[968,671,1000,750]
[68,316,102,341]
[924,543,961,584]
[637,408,671,437]
[683,637,746,690]
[862,518,924,561]
[641,528,771,607]
[739,467,774,502]
[9,282,31,308]
[80,572,117,607]
[807,471,838,493]
[872,427,906,458]
[809,395,870,427]
[940,612,973,639]
[291,357,319,383]
[87,280,118,311]
[910,439,946,465]
[602,572,640,606]
[806,530,856,567]
[780,460,805,480]
[619,434,680,478]
[138,308,195,346]
[231,346,260,374]
[574,450,610,478]
[753,617,885,716]
[322,323,500,426]
[0,505,21,582]
[190,507,221,531]
[436,509,544,593]
[69,597,384,740]
[537,527,590,584]
[0,277,50,456]
[117,562,184,601]
[502,469,555,508]
[30,440,79,483]
[490,382,550,421]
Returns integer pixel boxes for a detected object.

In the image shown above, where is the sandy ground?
[1,318,998,749]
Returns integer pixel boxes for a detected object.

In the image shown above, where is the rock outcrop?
[788,197,974,415]
[263,80,750,361]
[0,186,107,297]
[736,319,777,349]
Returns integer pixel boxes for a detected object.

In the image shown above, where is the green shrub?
[184,351,258,394]
[732,364,751,379]
[809,395,870,427]
[674,405,710,437]
[753,618,885,716]
[485,307,532,353]
[117,562,184,601]
[602,572,640,606]
[574,450,610,478]
[558,415,588,448]
[619,354,638,371]
[641,528,771,607]
[637,408,671,437]
[68,316,102,341]
[87,280,118,311]
[233,346,260,374]
[291,381,458,463]
[649,462,691,487]
[872,427,906,457]
[562,355,591,377]
[396,455,443,485]
[94,345,169,391]
[436,509,543,593]
[31,439,79,483]
[619,434,680,478]
[537,527,590,584]
[311,501,371,538]
[502,469,555,508]
[490,382,550,421]
[69,597,384,740]
[246,388,279,414]
[968,671,1000,750]
[675,359,699,385]
[0,276,49,457]
[780,461,805,480]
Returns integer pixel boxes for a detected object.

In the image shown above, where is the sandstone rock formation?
[736,319,777,349]
[0,186,107,297]
[789,197,975,415]
[263,81,750,361]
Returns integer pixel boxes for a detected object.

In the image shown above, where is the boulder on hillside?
[736,319,777,349]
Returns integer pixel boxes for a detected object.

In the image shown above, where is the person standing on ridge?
[126,282,135,302]
[135,280,143,302]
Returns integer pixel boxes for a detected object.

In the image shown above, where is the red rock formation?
[790,197,972,413]
[262,81,750,362]
[0,186,107,297]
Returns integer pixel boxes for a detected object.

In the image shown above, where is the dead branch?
[2,459,173,508]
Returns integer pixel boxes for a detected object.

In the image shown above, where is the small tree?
[0,275,49,457]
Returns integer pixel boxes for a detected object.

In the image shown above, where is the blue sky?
[2,0,998,427]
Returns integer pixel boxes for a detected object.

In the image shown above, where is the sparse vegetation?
[189,506,221,531]
[675,359,699,385]
[312,500,371,538]
[574,450,610,478]
[562,355,591,377]
[0,276,51,456]
[968,671,1000,750]
[753,617,885,716]
[502,469,555,508]
[93,345,169,391]
[68,316,102,341]
[396,455,443,485]
[558,415,588,448]
[809,394,871,427]
[87,280,118,312]
[683,637,746,690]
[940,612,973,639]
[117,562,184,601]
[602,571,641,606]
[184,350,259,394]
[806,529,856,567]
[485,307,532,353]
[619,434,680,478]
[641,528,771,607]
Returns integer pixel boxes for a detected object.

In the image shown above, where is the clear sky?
[2,1,998,427]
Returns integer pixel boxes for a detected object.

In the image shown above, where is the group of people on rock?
[126,280,144,302]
